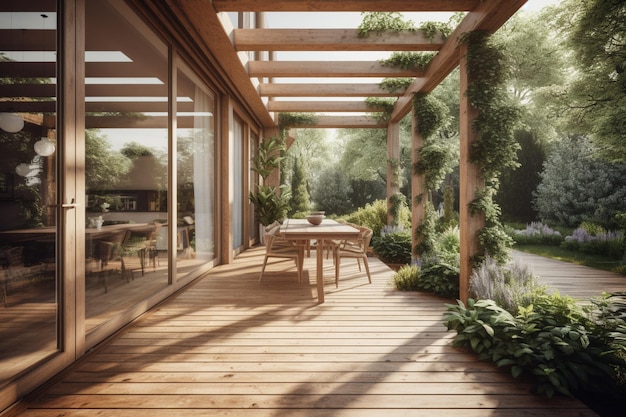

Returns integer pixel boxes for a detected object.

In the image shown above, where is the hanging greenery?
[412,92,453,199]
[462,31,521,265]
[379,52,435,71]
[357,12,417,38]
[379,78,413,93]
[420,21,454,41]
[277,112,317,136]
[365,97,396,123]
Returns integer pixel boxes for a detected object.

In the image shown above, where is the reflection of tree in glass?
[85,130,131,191]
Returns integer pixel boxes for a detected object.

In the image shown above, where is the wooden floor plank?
[13,246,611,417]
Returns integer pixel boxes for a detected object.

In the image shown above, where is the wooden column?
[386,121,400,226]
[410,111,425,262]
[459,42,485,303]
[220,95,234,264]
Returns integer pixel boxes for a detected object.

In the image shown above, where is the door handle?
[61,198,80,209]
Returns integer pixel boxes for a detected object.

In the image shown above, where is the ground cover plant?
[443,259,626,416]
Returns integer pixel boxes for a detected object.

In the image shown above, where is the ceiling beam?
[234,28,444,51]
[267,100,382,112]
[213,0,480,12]
[259,83,406,97]
[286,115,385,128]
[248,61,423,78]
[390,0,528,122]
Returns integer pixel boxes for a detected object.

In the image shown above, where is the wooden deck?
[11,246,612,417]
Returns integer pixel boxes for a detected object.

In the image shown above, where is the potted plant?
[249,136,291,229]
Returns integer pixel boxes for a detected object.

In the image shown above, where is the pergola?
[181,0,526,302]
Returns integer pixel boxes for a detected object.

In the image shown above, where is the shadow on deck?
[13,246,600,416]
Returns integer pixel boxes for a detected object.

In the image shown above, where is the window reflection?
[0,1,58,385]
[84,0,169,331]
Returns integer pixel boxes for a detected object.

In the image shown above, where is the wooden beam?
[390,0,528,122]
[234,28,443,51]
[249,61,423,78]
[161,0,275,127]
[284,115,386,128]
[268,100,383,112]
[213,0,480,12]
[260,83,406,97]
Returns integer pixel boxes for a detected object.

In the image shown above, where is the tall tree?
[288,156,310,216]
[552,0,626,162]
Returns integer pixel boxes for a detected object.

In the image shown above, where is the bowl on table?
[306,214,325,225]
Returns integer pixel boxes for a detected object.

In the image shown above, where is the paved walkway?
[511,250,625,300]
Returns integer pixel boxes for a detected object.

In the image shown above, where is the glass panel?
[249,134,258,242]
[0,1,59,385]
[231,118,243,249]
[176,62,216,279]
[84,0,169,332]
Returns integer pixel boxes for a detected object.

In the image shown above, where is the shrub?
[372,229,412,264]
[469,256,544,313]
[342,199,410,238]
[393,264,420,291]
[444,293,626,399]
[509,221,563,246]
[418,253,459,298]
[563,227,625,259]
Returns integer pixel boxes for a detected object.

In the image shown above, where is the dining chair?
[259,225,304,284]
[333,226,373,288]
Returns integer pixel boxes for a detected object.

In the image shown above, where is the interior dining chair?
[333,226,373,288]
[259,225,304,284]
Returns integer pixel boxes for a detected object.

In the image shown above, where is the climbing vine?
[379,52,435,71]
[357,12,416,38]
[462,31,521,265]
[277,112,318,135]
[379,78,413,93]
[364,97,396,123]
[411,92,454,257]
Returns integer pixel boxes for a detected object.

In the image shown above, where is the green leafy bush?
[342,199,410,238]
[444,292,626,401]
[372,229,412,265]
[393,264,420,291]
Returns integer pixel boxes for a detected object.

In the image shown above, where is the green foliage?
[414,200,437,255]
[250,136,290,226]
[251,136,285,180]
[310,168,353,216]
[343,199,411,238]
[379,52,435,71]
[420,21,453,40]
[357,12,416,38]
[288,157,310,216]
[413,93,448,139]
[444,293,626,399]
[533,135,626,228]
[248,185,291,226]
[417,255,460,298]
[388,192,406,226]
[393,265,420,291]
[379,78,413,93]
[364,97,396,123]
[277,113,317,132]
[469,256,544,313]
[555,0,626,162]
[372,230,412,265]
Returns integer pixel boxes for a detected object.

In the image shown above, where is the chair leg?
[363,256,372,284]
[259,256,269,282]
[334,254,340,288]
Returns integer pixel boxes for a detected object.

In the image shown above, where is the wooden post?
[386,121,400,226]
[411,110,425,262]
[220,96,234,264]
[459,42,485,303]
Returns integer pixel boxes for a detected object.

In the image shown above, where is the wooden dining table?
[280,218,361,303]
